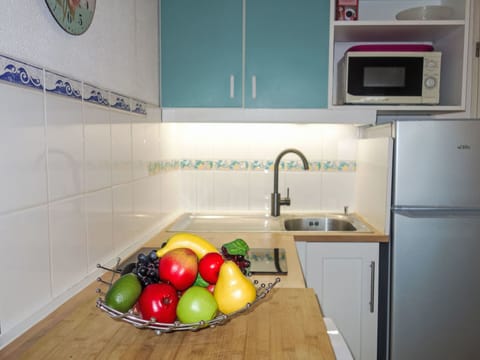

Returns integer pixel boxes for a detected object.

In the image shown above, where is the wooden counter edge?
[293,232,389,243]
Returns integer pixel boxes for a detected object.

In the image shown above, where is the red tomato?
[198,252,224,284]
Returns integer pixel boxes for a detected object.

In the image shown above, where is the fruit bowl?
[95,260,280,334]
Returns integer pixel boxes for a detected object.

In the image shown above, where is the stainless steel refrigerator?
[388,119,480,360]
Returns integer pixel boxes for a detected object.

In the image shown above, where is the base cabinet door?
[298,242,379,360]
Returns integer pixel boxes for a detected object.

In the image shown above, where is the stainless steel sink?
[168,212,372,233]
[283,214,372,232]
[284,217,356,231]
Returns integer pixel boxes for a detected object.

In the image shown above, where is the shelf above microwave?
[333,21,466,42]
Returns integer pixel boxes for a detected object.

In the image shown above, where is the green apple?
[176,286,218,324]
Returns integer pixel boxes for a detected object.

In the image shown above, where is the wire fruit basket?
[96,258,280,335]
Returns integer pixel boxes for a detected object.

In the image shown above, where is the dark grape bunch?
[221,246,251,275]
[130,250,160,287]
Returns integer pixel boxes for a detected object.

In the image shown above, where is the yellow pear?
[214,261,257,315]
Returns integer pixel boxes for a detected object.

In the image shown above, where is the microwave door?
[347,57,424,97]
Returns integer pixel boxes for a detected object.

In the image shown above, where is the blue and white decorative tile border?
[0,52,148,114]
[132,99,147,115]
[110,92,131,112]
[45,70,82,100]
[148,160,356,176]
[0,54,43,90]
[83,83,109,107]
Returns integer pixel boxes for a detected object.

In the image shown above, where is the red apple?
[138,283,179,323]
[199,252,224,284]
[158,248,198,290]
[206,284,215,294]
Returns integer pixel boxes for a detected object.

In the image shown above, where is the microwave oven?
[338,51,441,105]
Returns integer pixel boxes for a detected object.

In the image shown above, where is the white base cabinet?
[296,242,379,360]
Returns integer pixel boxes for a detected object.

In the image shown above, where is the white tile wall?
[84,103,111,192]
[194,171,215,211]
[248,171,272,213]
[132,117,159,179]
[49,197,87,297]
[159,170,181,214]
[111,110,133,185]
[213,171,250,210]
[286,171,323,211]
[0,75,173,348]
[46,94,84,201]
[112,183,135,253]
[321,172,357,212]
[0,83,47,213]
[0,206,51,334]
[133,175,163,234]
[86,189,113,272]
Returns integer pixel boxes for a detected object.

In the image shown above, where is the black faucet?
[271,148,309,217]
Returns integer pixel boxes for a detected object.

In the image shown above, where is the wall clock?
[45,0,96,35]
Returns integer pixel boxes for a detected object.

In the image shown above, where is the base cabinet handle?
[369,261,375,313]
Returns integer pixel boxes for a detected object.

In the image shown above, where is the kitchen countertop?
[1,222,386,359]
[1,284,334,359]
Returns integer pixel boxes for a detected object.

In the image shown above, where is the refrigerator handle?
[369,261,375,313]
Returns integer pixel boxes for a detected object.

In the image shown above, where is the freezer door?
[390,211,480,360]
[394,120,480,207]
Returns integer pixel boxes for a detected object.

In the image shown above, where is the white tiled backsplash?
[158,123,359,213]
[0,52,359,347]
[0,54,174,346]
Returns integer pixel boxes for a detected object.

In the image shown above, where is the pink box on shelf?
[336,0,359,21]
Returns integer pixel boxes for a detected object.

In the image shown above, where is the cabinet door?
[161,0,242,107]
[305,242,378,360]
[245,0,330,108]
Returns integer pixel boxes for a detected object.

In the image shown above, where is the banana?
[156,233,219,259]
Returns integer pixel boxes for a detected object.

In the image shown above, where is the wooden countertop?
[1,286,335,359]
[1,230,337,359]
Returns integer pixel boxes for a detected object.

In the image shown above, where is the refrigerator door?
[390,211,480,360]
[394,120,480,207]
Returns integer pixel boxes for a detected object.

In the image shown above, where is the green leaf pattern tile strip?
[148,160,356,176]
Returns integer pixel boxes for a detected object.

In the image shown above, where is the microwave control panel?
[422,53,441,103]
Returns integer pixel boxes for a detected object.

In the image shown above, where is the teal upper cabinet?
[161,0,330,109]
[161,0,242,107]
[245,0,329,108]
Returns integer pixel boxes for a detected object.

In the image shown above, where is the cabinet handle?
[369,261,375,313]
[251,75,257,99]
[230,75,235,99]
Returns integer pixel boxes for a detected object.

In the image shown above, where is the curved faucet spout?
[271,148,309,217]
